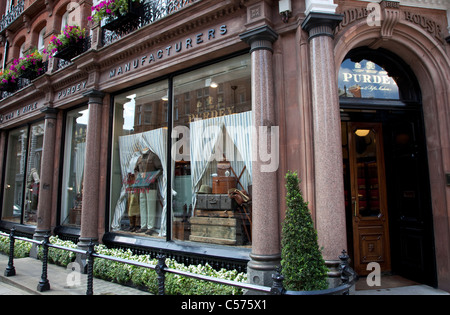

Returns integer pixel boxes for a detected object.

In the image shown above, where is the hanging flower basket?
[45,25,89,61]
[89,0,143,32]
[15,50,45,80]
[0,70,18,92]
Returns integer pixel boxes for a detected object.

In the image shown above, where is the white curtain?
[189,111,252,209]
[111,128,168,236]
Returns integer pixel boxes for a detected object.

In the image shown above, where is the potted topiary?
[45,25,88,61]
[89,0,143,32]
[280,171,329,291]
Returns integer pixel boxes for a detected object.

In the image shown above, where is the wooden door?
[348,122,391,275]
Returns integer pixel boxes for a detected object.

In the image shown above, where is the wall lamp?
[279,0,292,23]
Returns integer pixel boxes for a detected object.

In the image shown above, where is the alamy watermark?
[366,262,382,287]
[171,124,280,173]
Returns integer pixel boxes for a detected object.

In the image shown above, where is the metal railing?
[0,0,25,33]
[1,228,357,295]
[101,0,200,46]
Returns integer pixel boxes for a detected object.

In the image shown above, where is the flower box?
[18,61,45,80]
[0,82,18,93]
[53,41,85,61]
[90,0,143,32]
[46,26,89,61]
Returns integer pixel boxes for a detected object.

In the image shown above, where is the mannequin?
[134,148,162,234]
[126,172,140,232]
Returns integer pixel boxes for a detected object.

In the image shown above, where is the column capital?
[40,106,58,119]
[240,25,279,53]
[301,12,343,40]
[83,89,105,104]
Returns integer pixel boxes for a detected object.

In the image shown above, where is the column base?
[30,229,51,259]
[76,237,98,274]
[246,253,281,293]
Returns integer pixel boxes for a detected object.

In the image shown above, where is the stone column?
[30,107,58,258]
[240,26,279,287]
[78,90,105,249]
[302,13,347,280]
[34,107,58,239]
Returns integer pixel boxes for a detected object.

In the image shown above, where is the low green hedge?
[0,235,247,295]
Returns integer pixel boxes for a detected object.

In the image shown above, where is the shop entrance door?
[346,122,391,275]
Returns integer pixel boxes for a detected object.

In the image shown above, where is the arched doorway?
[339,48,437,286]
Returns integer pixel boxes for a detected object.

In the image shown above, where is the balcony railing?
[101,0,199,46]
[0,0,25,33]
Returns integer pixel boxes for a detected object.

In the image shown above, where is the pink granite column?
[302,13,347,273]
[34,107,58,240]
[78,90,104,249]
[240,26,280,287]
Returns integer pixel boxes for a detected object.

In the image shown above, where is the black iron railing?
[101,0,200,46]
[1,228,357,295]
[0,0,25,33]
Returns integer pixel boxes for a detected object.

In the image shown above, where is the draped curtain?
[189,111,253,209]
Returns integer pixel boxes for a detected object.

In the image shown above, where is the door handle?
[352,198,357,217]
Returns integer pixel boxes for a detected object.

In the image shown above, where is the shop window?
[110,80,168,237]
[110,54,252,247]
[61,106,89,226]
[2,122,44,225]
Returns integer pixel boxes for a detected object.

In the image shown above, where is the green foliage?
[0,235,32,258]
[281,171,329,291]
[93,245,247,295]
[0,235,247,295]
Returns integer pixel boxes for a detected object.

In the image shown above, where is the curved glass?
[338,59,399,100]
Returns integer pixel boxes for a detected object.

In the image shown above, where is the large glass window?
[110,80,168,236]
[110,55,252,247]
[61,106,89,226]
[2,122,44,225]
[172,55,252,246]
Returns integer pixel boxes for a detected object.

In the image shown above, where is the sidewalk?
[0,253,449,295]
[0,254,151,295]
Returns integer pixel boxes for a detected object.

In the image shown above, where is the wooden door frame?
[347,122,391,276]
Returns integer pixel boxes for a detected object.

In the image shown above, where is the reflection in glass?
[110,80,168,237]
[61,107,89,226]
[172,55,252,245]
[355,129,381,217]
[23,122,45,225]
[2,127,29,223]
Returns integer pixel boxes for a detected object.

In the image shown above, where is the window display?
[110,55,252,247]
[110,80,168,237]
[2,122,44,225]
[61,106,89,226]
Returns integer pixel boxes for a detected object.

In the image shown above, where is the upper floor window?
[38,27,46,53]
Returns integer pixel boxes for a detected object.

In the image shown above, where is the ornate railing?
[1,228,358,296]
[101,0,200,46]
[0,0,25,33]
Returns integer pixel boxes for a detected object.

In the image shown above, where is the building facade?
[0,0,449,291]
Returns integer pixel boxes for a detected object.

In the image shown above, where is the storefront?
[0,0,449,291]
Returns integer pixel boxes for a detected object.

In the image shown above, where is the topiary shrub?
[281,171,328,291]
